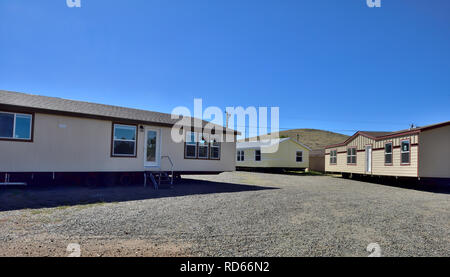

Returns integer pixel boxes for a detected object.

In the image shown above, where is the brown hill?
[240,129,349,150]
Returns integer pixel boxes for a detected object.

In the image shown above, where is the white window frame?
[400,139,411,165]
[255,149,261,162]
[347,147,357,165]
[237,150,244,161]
[385,142,393,165]
[0,111,33,140]
[210,140,221,160]
[198,134,209,159]
[330,150,337,164]
[296,151,303,162]
[185,131,198,159]
[112,124,137,157]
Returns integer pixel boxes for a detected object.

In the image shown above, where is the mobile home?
[309,149,325,173]
[236,138,311,172]
[0,90,238,186]
[324,121,450,181]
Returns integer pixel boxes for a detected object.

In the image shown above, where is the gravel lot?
[0,171,449,257]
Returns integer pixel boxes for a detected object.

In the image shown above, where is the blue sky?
[0,0,449,136]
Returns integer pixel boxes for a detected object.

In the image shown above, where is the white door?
[144,128,161,167]
[365,145,372,173]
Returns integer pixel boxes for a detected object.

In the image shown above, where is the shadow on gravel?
[0,179,278,212]
[236,168,325,176]
[340,176,450,195]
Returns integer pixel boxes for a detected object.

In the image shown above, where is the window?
[296,151,303,162]
[0,112,33,141]
[347,147,357,164]
[198,134,209,159]
[330,150,337,164]
[210,140,221,160]
[237,150,244,161]
[385,142,393,165]
[185,132,221,160]
[185,132,197,158]
[255,149,261,161]
[146,130,158,163]
[401,140,410,164]
[112,124,137,157]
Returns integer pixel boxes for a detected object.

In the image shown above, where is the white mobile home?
[0,90,238,186]
[236,138,311,172]
[324,121,450,181]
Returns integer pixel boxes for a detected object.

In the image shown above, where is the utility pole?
[225,112,231,128]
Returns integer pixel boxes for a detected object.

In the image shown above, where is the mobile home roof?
[237,137,312,150]
[0,90,239,135]
[324,121,450,149]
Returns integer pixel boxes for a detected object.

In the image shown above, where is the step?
[0,182,27,186]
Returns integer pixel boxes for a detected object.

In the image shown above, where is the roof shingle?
[0,90,238,134]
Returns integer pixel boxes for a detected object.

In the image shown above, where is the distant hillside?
[240,129,349,150]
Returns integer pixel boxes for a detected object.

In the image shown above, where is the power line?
[281,116,412,126]
[232,125,360,132]
[224,116,412,132]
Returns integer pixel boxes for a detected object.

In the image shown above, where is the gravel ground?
[0,171,449,257]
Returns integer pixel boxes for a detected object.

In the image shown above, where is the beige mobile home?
[236,138,311,172]
[324,121,450,181]
[0,90,238,187]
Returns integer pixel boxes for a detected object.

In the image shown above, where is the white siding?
[0,113,236,173]
[237,140,310,169]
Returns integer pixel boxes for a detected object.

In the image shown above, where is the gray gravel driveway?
[0,172,448,256]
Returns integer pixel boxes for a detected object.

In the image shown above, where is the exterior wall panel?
[419,126,450,178]
[325,133,418,177]
[0,113,236,173]
[372,147,418,177]
[237,140,310,169]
